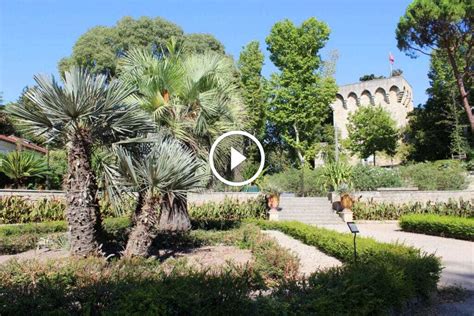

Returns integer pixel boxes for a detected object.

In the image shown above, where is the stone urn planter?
[340,193,353,210]
[337,184,354,222]
[267,194,280,221]
[267,194,280,210]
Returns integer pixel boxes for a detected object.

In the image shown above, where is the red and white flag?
[389,52,395,64]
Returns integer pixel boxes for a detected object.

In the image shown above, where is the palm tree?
[120,45,244,231]
[7,68,154,256]
[0,151,49,188]
[109,134,208,257]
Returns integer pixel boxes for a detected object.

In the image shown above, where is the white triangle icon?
[230,147,246,170]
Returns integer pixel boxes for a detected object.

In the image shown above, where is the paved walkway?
[262,230,342,277]
[321,223,474,290]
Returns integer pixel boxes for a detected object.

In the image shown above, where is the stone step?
[275,196,342,225]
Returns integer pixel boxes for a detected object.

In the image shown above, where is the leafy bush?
[352,164,403,190]
[251,220,441,306]
[0,258,264,315]
[189,197,267,229]
[353,199,474,220]
[0,223,300,314]
[262,167,325,196]
[0,197,65,224]
[47,149,67,189]
[400,160,468,190]
[318,161,353,191]
[0,196,134,224]
[400,214,474,241]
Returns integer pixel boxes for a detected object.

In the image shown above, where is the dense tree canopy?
[266,18,338,165]
[406,50,470,161]
[59,16,225,77]
[347,106,399,165]
[396,0,473,131]
[182,33,225,55]
[359,74,386,82]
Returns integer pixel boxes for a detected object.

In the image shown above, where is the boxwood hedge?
[400,214,474,241]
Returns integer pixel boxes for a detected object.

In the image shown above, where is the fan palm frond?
[7,67,154,144]
[0,151,49,187]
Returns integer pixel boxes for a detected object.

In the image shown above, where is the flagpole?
[389,52,393,76]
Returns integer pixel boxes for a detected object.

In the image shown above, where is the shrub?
[0,221,442,315]
[263,167,325,196]
[352,164,403,190]
[0,258,263,315]
[0,196,133,224]
[400,214,474,241]
[400,160,467,190]
[47,149,67,189]
[353,199,474,220]
[0,197,65,224]
[189,196,267,229]
[251,220,441,306]
[318,161,353,192]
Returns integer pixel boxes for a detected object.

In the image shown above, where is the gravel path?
[263,230,342,276]
[0,248,68,264]
[321,223,474,290]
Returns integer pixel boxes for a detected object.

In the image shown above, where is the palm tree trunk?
[158,196,191,232]
[446,50,474,133]
[64,128,101,256]
[123,194,160,257]
[131,190,146,225]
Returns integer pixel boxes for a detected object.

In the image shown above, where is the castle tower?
[331,76,414,165]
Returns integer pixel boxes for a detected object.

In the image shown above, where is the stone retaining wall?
[2,189,470,205]
[187,192,261,205]
[352,190,474,204]
[0,189,261,204]
[0,189,65,200]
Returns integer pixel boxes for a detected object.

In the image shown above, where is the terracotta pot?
[340,194,353,210]
[267,194,280,209]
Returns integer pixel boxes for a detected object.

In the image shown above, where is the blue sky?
[0,0,430,105]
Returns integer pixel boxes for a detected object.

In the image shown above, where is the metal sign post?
[347,222,359,263]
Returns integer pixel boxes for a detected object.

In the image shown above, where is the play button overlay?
[209,131,265,186]
[230,147,246,170]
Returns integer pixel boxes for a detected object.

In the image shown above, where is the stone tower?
[331,76,414,165]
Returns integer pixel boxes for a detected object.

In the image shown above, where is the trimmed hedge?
[400,214,474,241]
[250,220,442,307]
[353,199,474,220]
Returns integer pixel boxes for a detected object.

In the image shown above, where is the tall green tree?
[396,0,473,131]
[7,68,153,256]
[59,16,226,78]
[347,106,399,165]
[238,41,267,161]
[266,18,338,165]
[238,41,266,138]
[406,50,469,161]
[120,45,243,232]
